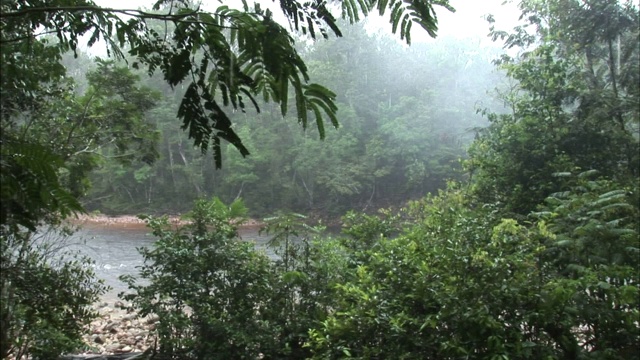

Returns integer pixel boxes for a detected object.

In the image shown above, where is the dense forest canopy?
[1,0,638,359]
[78,24,506,216]
[1,0,455,229]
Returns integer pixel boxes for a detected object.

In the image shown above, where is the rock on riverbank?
[79,302,158,356]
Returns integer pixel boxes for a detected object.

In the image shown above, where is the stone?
[99,307,113,315]
[76,301,158,356]
[145,314,160,324]
[102,322,119,334]
[105,343,121,352]
[122,313,137,321]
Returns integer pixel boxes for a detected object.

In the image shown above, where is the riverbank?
[71,213,266,228]
[78,301,157,356]
[68,215,267,356]
[68,212,327,356]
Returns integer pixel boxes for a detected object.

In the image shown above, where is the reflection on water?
[65,222,273,301]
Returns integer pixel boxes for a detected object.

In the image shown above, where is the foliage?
[259,213,345,358]
[1,0,457,229]
[532,172,640,358]
[0,35,85,230]
[120,198,352,359]
[5,1,639,359]
[82,21,501,216]
[120,198,278,359]
[31,59,158,195]
[0,140,83,232]
[1,54,158,226]
[0,57,158,359]
[469,0,639,216]
[0,4,457,357]
[117,185,638,359]
[1,0,470,224]
[0,227,109,359]
[262,212,317,271]
[340,208,403,253]
[307,183,639,359]
[118,174,638,359]
[1,0,453,168]
[108,2,637,358]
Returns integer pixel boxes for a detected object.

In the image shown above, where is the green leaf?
[597,281,611,290]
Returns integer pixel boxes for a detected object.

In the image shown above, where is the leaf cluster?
[1,0,453,168]
[308,182,639,359]
[118,173,638,359]
[120,198,343,359]
[0,227,109,359]
[470,0,639,216]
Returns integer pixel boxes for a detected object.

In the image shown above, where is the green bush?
[532,173,640,358]
[120,198,279,359]
[121,182,638,359]
[261,213,349,358]
[120,199,350,359]
[307,183,640,359]
[0,226,109,359]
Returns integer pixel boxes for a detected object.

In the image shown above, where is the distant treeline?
[82,22,505,217]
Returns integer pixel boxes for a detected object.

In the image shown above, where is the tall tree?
[467,0,639,215]
[82,18,505,216]
[1,0,453,228]
[1,1,453,357]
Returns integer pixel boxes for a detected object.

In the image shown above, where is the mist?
[63,0,519,216]
[3,1,638,358]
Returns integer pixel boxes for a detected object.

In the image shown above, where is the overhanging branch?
[0,5,257,44]
[0,6,198,19]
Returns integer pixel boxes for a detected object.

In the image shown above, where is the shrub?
[120,198,279,359]
[121,200,351,359]
[307,182,640,359]
[0,226,109,359]
[260,213,348,358]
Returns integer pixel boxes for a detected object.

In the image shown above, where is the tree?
[1,226,110,359]
[1,0,455,227]
[0,37,84,230]
[307,181,639,359]
[467,0,639,215]
[0,58,155,359]
[1,0,452,166]
[1,1,454,357]
[120,199,342,359]
[119,198,279,359]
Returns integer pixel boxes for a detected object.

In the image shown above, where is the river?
[61,222,275,302]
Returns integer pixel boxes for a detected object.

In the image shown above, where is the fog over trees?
[76,19,508,216]
[1,0,638,358]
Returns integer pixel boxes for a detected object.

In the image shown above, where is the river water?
[63,222,275,301]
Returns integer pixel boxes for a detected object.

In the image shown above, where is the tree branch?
[0,6,196,20]
[0,5,250,44]
[0,5,262,22]
[1,29,63,44]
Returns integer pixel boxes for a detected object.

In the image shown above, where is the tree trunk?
[167,141,177,189]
